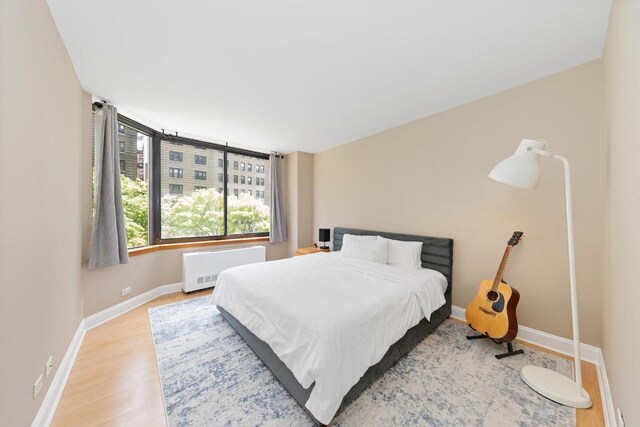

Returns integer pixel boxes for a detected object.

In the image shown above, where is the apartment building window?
[194,186,207,191]
[248,190,252,196]
[218,173,224,182]
[195,155,207,165]
[218,159,223,167]
[169,167,183,178]
[233,189,239,196]
[247,163,252,172]
[169,184,183,194]
[119,141,126,153]
[120,159,125,171]
[248,177,252,185]
[233,161,239,170]
[195,170,207,180]
[169,151,183,162]
[118,123,125,134]
[240,176,245,184]
[240,162,245,171]
[234,175,238,183]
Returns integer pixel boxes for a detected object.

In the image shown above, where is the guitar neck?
[491,246,512,291]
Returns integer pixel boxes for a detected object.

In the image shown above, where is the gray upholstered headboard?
[332,227,454,294]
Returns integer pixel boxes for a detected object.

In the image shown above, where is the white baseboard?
[31,282,183,427]
[84,282,183,331]
[451,305,614,425]
[451,305,599,362]
[31,319,85,427]
[596,350,617,427]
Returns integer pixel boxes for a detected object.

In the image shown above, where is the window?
[92,114,150,249]
[92,111,271,246]
[248,177,252,185]
[158,139,270,240]
[169,151,183,162]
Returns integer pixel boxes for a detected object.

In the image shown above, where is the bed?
[213,227,453,425]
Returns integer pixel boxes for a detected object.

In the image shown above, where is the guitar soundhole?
[486,290,499,302]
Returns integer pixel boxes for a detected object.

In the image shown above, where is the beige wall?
[285,152,314,256]
[314,60,604,346]
[0,0,88,425]
[602,0,640,424]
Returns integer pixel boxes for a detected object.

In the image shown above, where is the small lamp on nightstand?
[318,228,330,249]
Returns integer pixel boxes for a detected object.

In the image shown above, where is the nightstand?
[295,246,330,256]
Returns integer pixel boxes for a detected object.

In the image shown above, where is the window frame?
[148,125,270,245]
[107,113,271,247]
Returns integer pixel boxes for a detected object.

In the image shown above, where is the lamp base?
[521,365,592,408]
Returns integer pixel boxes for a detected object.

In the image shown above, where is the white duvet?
[211,252,447,424]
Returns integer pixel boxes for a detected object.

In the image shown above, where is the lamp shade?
[319,228,330,242]
[488,139,545,189]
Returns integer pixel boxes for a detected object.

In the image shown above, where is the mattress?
[211,252,447,424]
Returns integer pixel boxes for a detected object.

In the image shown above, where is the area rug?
[149,297,576,426]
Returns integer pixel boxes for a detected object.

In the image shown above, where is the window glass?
[226,152,270,235]
[160,140,224,238]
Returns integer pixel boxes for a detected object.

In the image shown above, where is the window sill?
[128,236,270,257]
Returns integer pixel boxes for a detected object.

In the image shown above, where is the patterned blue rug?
[149,297,575,426]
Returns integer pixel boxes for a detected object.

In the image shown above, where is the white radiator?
[182,245,266,292]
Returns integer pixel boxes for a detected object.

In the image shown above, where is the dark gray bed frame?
[218,227,453,425]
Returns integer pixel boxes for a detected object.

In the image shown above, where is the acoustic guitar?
[465,231,523,342]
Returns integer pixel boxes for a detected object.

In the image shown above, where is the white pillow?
[379,237,423,269]
[341,237,388,264]
[343,233,378,243]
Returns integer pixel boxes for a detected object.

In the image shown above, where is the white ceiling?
[48,0,611,154]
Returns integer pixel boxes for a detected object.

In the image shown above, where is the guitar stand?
[466,333,524,359]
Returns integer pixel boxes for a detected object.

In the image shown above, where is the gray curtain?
[88,104,129,269]
[269,154,288,243]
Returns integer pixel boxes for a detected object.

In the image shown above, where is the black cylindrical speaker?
[318,228,330,249]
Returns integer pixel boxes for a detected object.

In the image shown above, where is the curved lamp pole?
[489,139,591,408]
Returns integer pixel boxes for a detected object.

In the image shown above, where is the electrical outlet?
[45,355,53,378]
[617,408,624,426]
[33,374,43,399]
[121,286,132,296]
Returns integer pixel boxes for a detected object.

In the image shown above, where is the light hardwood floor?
[52,292,604,426]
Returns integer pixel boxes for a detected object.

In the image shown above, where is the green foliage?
[108,175,270,247]
[120,175,149,247]
[160,189,269,238]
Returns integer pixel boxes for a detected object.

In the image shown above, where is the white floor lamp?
[488,138,592,409]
